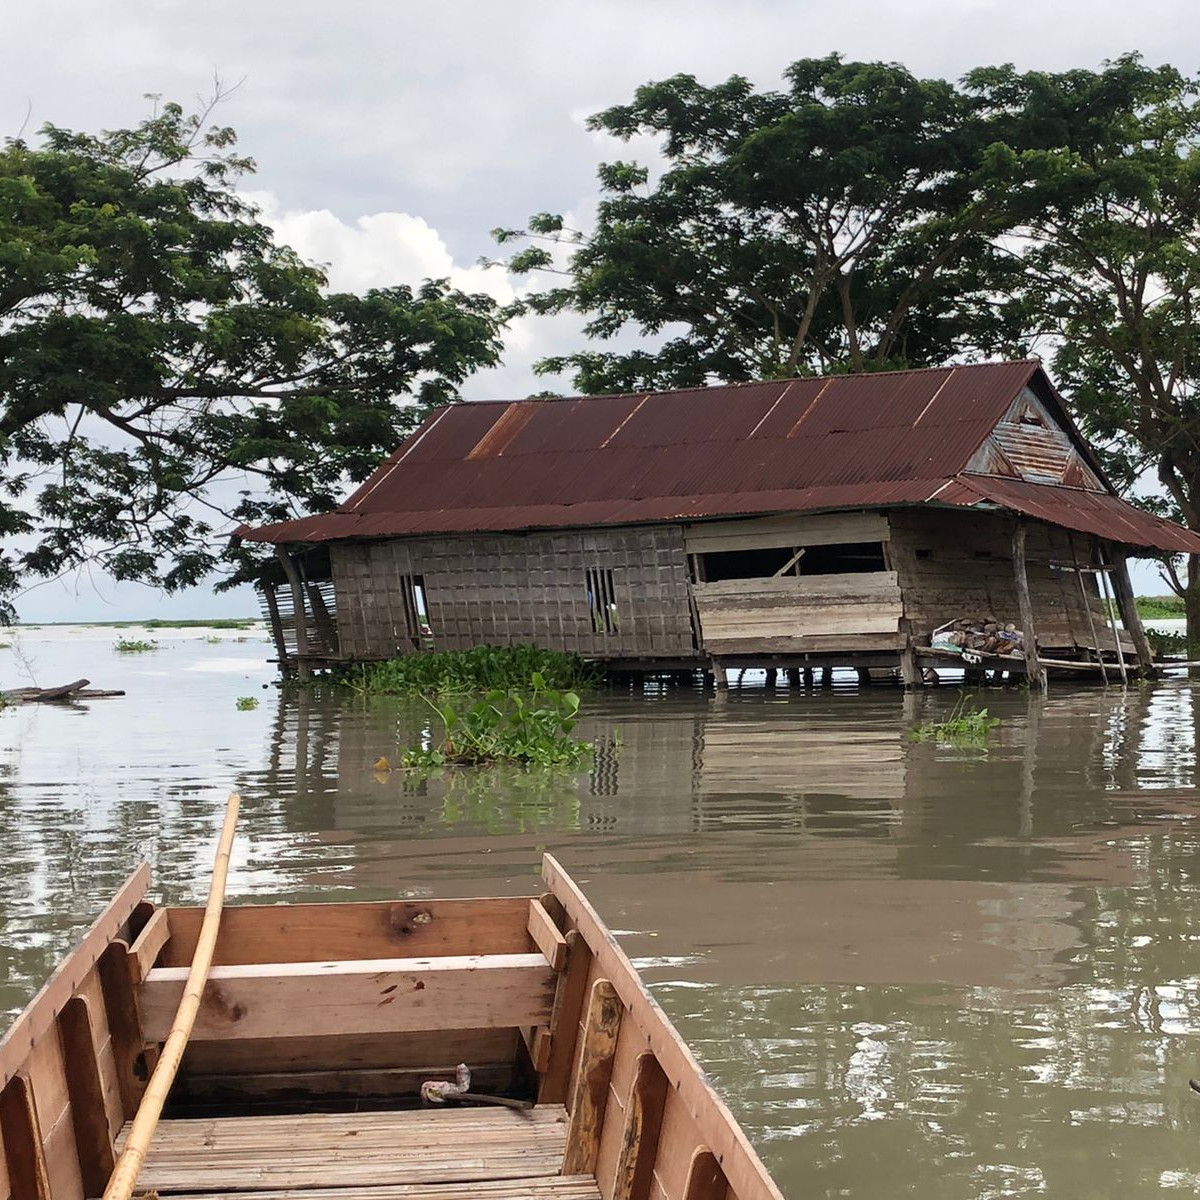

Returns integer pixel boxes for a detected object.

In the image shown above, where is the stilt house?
[240,360,1200,683]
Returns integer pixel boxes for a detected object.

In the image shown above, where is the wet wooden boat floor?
[115,1103,597,1198]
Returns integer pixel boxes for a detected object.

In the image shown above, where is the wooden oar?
[102,792,240,1200]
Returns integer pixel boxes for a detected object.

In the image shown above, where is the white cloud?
[245,190,585,400]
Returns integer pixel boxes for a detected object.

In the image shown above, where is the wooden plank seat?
[116,1104,574,1194]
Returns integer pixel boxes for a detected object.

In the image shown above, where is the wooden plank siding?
[323,505,1134,666]
[331,527,695,662]
[888,508,1130,653]
[693,573,904,655]
[682,511,889,555]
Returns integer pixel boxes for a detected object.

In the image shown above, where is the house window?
[586,567,619,633]
[700,542,886,581]
[399,573,433,647]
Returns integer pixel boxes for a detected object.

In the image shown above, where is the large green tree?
[968,57,1200,646]
[0,97,508,621]
[496,55,1028,393]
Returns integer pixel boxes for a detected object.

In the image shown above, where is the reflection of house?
[241,361,1200,682]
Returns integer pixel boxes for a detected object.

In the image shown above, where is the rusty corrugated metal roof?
[956,476,1200,553]
[240,360,1200,554]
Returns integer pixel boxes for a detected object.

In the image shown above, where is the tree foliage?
[496,55,1031,392]
[969,58,1200,634]
[0,96,508,620]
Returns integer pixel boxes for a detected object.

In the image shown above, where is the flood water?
[4,625,1200,1197]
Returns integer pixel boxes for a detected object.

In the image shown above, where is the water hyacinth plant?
[347,645,598,697]
[402,673,591,768]
[909,694,1001,747]
[113,638,158,653]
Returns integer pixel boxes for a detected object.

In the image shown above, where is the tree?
[496,55,1028,393]
[970,57,1200,647]
[0,95,509,621]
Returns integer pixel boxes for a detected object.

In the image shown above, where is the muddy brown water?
[4,627,1200,1197]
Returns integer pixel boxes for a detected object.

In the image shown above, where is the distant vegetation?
[1136,595,1185,620]
[113,638,158,653]
[347,645,598,697]
[91,618,256,630]
[401,675,591,768]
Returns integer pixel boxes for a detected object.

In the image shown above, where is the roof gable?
[964,386,1105,490]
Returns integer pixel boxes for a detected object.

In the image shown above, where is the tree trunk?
[1186,554,1200,659]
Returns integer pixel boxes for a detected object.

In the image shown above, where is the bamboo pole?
[102,792,240,1200]
[1012,521,1047,693]
[1097,551,1129,687]
[1069,533,1108,686]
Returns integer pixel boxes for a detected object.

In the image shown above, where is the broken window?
[586,567,619,633]
[398,573,434,647]
[700,542,886,581]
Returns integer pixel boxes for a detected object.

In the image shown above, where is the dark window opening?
[700,542,886,581]
[586,567,619,633]
[399,572,434,647]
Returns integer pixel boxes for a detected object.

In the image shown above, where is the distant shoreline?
[14,618,258,630]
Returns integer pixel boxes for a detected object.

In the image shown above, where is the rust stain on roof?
[240,360,1200,555]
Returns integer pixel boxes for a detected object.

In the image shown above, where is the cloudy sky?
[5,0,1198,619]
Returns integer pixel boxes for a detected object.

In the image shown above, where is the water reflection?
[4,632,1200,1195]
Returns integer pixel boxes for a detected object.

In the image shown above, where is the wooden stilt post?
[262,583,290,674]
[899,641,921,689]
[1108,548,1155,676]
[275,545,312,682]
[1012,521,1047,693]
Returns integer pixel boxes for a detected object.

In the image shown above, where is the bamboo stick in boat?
[102,792,240,1200]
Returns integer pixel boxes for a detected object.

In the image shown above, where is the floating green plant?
[402,674,591,768]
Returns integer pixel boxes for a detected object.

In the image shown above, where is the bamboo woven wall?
[330,525,696,661]
[888,509,1129,652]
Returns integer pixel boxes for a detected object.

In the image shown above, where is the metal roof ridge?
[455,358,1043,408]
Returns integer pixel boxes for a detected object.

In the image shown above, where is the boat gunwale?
[0,864,150,1092]
[542,854,786,1200]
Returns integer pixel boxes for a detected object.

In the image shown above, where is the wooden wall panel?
[683,511,888,554]
[333,525,697,662]
[889,509,1123,652]
[694,572,903,652]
